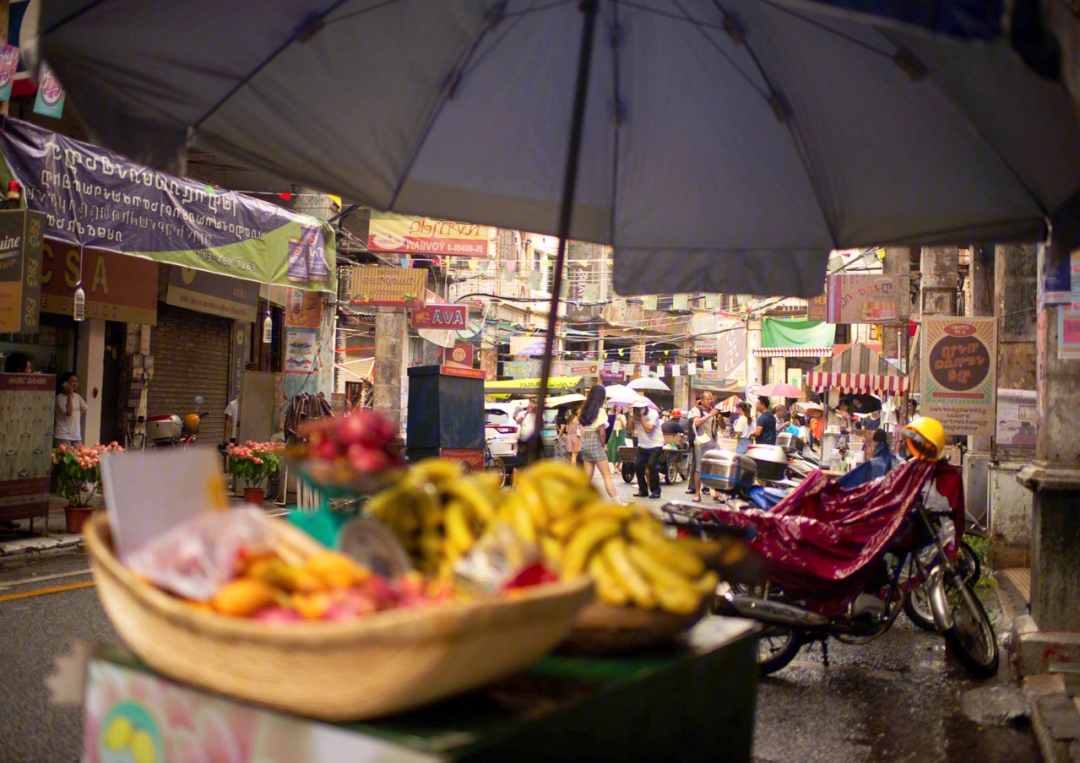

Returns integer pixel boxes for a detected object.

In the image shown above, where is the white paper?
[703,360,713,371]
[687,363,697,376]
[101,448,223,562]
[672,364,681,377]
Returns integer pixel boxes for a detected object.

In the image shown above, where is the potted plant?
[52,442,124,532]
[226,441,284,505]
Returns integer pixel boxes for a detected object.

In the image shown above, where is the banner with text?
[368,212,490,257]
[921,316,997,439]
[826,274,901,324]
[348,266,426,306]
[717,319,747,387]
[0,119,335,291]
[411,303,467,330]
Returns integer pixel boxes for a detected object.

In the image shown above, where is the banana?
[418,531,442,563]
[408,458,464,484]
[510,501,537,544]
[588,554,629,606]
[443,478,495,523]
[693,570,720,596]
[444,500,477,555]
[472,471,504,493]
[626,543,698,593]
[365,483,406,521]
[627,520,706,578]
[601,538,656,609]
[539,534,563,572]
[514,475,549,530]
[537,479,575,519]
[551,502,635,539]
[653,584,701,615]
[562,518,623,577]
[524,460,591,490]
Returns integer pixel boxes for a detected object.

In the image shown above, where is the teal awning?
[757,318,835,358]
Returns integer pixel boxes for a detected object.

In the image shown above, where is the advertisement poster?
[1058,308,1080,360]
[996,388,1036,447]
[368,212,490,257]
[505,360,541,379]
[921,316,997,438]
[284,328,318,375]
[825,274,901,324]
[807,290,827,322]
[348,266,426,306]
[0,119,336,291]
[167,267,259,323]
[716,319,747,386]
[32,64,65,118]
[0,373,54,518]
[0,45,20,102]
[0,210,43,333]
[509,335,547,356]
[285,287,323,328]
[551,361,599,377]
[411,303,467,330]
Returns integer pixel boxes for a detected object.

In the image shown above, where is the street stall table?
[82,617,758,762]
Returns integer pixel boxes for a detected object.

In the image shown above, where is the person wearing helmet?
[901,416,946,460]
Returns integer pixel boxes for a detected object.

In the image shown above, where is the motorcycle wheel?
[904,542,981,632]
[942,580,999,679]
[665,457,678,484]
[621,462,635,483]
[757,626,804,676]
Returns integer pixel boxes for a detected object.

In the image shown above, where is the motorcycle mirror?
[194,396,205,406]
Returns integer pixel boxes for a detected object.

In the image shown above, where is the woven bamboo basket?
[560,603,706,656]
[84,513,593,721]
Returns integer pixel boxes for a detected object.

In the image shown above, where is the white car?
[485,403,525,460]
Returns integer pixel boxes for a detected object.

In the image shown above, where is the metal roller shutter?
[148,303,233,447]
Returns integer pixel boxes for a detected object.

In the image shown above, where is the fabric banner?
[826,274,902,324]
[921,316,997,438]
[0,119,335,291]
[717,319,746,386]
[368,212,489,256]
[761,317,836,350]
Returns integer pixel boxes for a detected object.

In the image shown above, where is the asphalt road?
[0,469,1039,762]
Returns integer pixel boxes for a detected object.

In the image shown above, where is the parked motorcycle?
[146,396,205,449]
[668,453,999,679]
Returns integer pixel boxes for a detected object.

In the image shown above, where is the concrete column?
[881,248,914,362]
[76,318,105,445]
[962,246,996,539]
[745,320,762,385]
[372,307,407,434]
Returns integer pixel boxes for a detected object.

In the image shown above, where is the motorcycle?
[666,457,999,679]
[146,396,205,450]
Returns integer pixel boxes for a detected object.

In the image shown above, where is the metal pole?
[530,0,598,460]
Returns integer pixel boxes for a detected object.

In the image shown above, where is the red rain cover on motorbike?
[706,459,963,617]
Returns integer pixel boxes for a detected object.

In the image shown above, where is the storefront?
[753,317,836,390]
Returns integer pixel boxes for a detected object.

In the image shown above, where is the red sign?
[445,343,474,369]
[440,365,485,380]
[411,303,467,330]
[439,448,484,472]
[41,240,158,325]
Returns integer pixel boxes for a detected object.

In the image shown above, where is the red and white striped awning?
[807,371,909,395]
[753,346,832,358]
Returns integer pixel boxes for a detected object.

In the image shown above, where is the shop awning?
[754,318,835,358]
[336,358,374,383]
[484,377,584,395]
[0,119,336,292]
[807,342,908,395]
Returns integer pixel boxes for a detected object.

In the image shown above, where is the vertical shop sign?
[0,210,43,333]
[716,319,746,386]
[921,316,997,438]
[230,322,248,402]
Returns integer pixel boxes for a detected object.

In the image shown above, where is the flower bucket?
[64,505,95,533]
[243,487,266,505]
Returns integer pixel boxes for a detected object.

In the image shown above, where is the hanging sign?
[826,274,901,324]
[509,335,547,356]
[368,212,490,256]
[0,119,336,291]
[411,303,467,330]
[167,267,259,323]
[717,320,747,387]
[445,343,474,369]
[32,65,65,118]
[0,210,43,333]
[551,361,599,377]
[921,316,997,438]
[348,266,426,306]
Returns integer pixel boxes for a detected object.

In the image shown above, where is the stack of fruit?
[292,410,404,488]
[365,459,729,616]
[193,548,453,623]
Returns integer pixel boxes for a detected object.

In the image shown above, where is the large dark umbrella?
[32,0,1080,440]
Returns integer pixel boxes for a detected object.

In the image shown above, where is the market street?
[0,486,1039,763]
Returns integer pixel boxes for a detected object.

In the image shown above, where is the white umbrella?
[627,377,671,392]
[629,395,660,412]
[605,386,640,406]
[603,384,629,398]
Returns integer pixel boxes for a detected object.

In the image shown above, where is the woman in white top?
[576,385,619,500]
[732,401,753,455]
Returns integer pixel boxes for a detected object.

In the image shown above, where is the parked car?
[485,403,525,460]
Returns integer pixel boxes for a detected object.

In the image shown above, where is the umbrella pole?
[530,0,599,460]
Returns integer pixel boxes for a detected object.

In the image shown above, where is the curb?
[1031,691,1080,763]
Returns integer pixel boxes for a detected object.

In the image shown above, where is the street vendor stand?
[81,618,758,762]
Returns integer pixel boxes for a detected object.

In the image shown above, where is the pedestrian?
[607,406,627,475]
[808,406,825,446]
[752,395,777,445]
[513,399,538,483]
[554,407,570,461]
[3,351,31,373]
[54,372,88,447]
[223,396,239,445]
[689,391,720,503]
[576,384,620,500]
[566,411,582,465]
[732,401,753,454]
[862,409,882,431]
[630,400,663,499]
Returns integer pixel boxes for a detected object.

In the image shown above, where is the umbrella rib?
[191,0,362,129]
[41,0,111,36]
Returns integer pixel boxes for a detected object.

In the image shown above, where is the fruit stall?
[80,409,761,762]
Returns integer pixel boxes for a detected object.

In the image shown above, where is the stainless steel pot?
[699,449,757,492]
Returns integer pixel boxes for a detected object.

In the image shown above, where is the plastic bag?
[125,508,277,601]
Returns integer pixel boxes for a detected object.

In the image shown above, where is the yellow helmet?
[902,416,945,460]
[184,413,202,434]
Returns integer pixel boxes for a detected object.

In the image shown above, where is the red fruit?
[363,576,397,608]
[347,445,390,473]
[312,439,339,461]
[504,563,559,590]
[252,606,301,624]
[338,412,366,446]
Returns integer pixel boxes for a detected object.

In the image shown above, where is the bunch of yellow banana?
[512,461,721,616]
[365,459,501,577]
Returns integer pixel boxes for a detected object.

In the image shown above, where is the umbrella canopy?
[37,0,1080,299]
[545,393,586,408]
[808,343,908,395]
[605,386,640,406]
[627,377,671,392]
[758,382,806,399]
[717,395,744,413]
